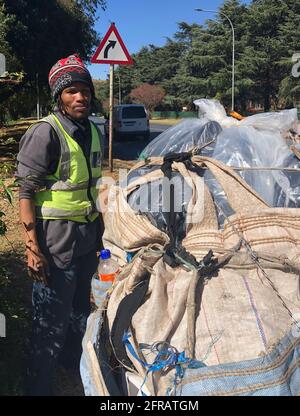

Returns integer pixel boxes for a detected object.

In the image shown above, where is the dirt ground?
[0,157,136,396]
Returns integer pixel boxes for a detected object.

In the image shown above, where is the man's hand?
[19,199,49,285]
[26,243,49,285]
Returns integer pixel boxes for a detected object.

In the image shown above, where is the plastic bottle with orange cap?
[91,249,119,308]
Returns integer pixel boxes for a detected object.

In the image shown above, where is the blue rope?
[122,332,206,395]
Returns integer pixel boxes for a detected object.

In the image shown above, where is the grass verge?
[150,118,181,126]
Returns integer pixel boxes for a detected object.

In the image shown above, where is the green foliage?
[1,0,298,115]
[93,79,109,115]
[113,0,299,112]
[0,161,16,178]
[75,0,106,19]
[279,75,300,108]
[0,2,13,60]
[0,181,13,204]
[0,178,13,236]
[0,71,25,124]
[0,0,107,120]
[238,0,295,110]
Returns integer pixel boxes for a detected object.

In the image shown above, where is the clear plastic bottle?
[91,249,119,308]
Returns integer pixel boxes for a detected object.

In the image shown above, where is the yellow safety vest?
[34,114,102,223]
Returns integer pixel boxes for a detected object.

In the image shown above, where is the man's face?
[60,82,92,120]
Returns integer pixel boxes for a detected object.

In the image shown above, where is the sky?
[88,0,251,80]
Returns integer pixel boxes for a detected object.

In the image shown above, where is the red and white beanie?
[48,54,95,100]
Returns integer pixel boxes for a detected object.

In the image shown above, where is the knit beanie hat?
[48,54,95,100]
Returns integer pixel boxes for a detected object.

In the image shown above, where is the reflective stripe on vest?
[34,114,102,222]
[35,205,94,218]
[41,115,72,181]
[44,176,99,191]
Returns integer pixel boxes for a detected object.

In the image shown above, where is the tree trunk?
[263,71,271,112]
[264,89,271,112]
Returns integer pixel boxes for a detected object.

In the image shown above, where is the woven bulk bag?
[81,156,300,396]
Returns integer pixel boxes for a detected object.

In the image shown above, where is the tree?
[238,0,300,110]
[178,0,251,111]
[130,83,166,114]
[0,71,24,125]
[113,0,300,112]
[170,22,212,109]
[0,2,12,60]
[115,64,135,103]
[278,75,300,108]
[3,0,106,77]
[93,79,109,115]
[277,0,300,108]
[0,0,107,120]
[3,0,297,119]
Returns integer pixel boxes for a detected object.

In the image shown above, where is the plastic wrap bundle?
[193,98,240,127]
[239,108,298,132]
[275,144,300,208]
[124,99,300,230]
[204,125,300,226]
[140,118,222,158]
[121,118,221,233]
[125,170,193,238]
[194,98,298,132]
[194,99,300,224]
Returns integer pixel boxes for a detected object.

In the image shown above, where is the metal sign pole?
[36,73,40,120]
[109,64,114,172]
[118,70,121,104]
[90,23,133,171]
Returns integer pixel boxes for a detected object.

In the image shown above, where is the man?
[16,54,104,395]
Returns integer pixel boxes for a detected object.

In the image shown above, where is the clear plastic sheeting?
[141,118,222,158]
[123,99,300,230]
[207,126,293,207]
[125,170,193,238]
[129,115,222,232]
[194,98,298,133]
[203,126,300,226]
[121,165,159,188]
[194,99,240,127]
[275,149,300,208]
[204,171,235,226]
[240,108,298,133]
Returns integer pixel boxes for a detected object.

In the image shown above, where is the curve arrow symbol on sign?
[104,40,117,59]
[91,23,133,65]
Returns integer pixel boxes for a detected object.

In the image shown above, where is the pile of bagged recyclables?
[81,99,300,396]
[128,99,300,230]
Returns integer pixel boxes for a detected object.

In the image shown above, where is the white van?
[105,104,150,140]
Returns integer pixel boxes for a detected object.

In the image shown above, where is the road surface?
[89,116,171,160]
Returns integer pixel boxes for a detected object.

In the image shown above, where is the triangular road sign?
[91,23,133,65]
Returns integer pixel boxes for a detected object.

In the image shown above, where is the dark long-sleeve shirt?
[16,110,104,269]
